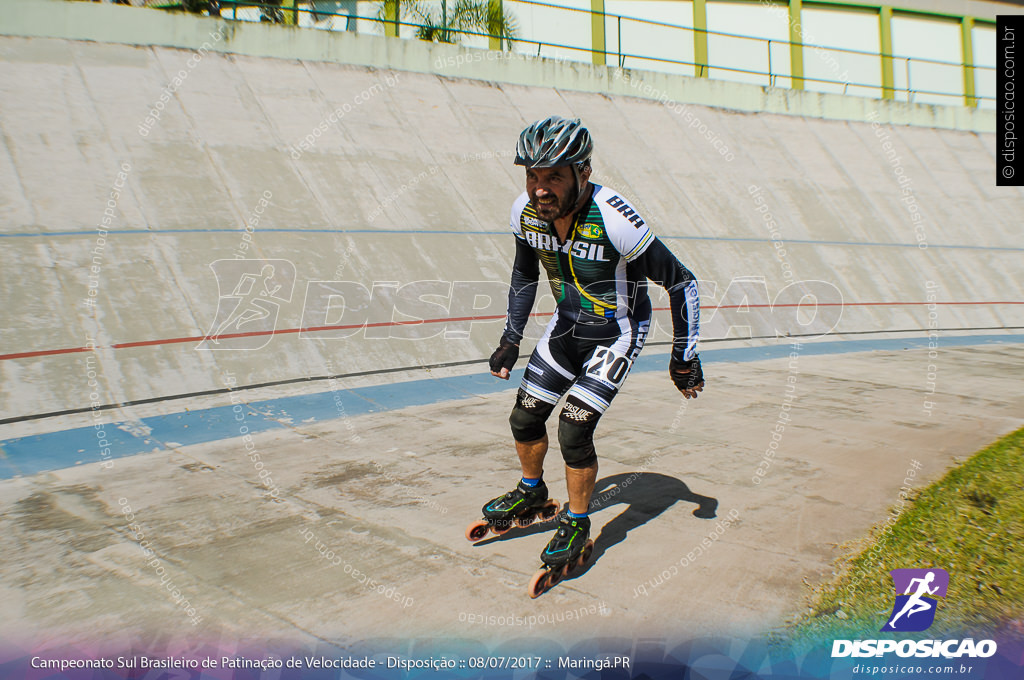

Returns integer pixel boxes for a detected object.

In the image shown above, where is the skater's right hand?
[669,355,704,398]
[489,338,520,380]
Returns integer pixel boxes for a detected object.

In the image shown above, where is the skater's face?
[526,165,588,221]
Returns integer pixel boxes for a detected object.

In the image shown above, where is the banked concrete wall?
[1,0,1022,422]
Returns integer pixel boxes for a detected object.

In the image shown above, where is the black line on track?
[2,326,1021,427]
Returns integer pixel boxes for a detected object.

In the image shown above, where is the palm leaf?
[374,0,517,46]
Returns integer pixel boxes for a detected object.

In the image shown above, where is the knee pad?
[557,396,600,469]
[509,390,554,442]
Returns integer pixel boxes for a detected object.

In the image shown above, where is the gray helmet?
[514,115,593,169]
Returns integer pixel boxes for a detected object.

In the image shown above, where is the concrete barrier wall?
[1,0,1022,422]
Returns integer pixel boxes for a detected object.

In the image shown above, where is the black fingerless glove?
[489,336,520,374]
[669,355,703,392]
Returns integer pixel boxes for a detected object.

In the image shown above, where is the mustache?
[531,194,563,208]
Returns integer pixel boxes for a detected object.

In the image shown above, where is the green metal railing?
[165,0,996,107]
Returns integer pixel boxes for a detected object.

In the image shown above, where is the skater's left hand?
[669,355,704,399]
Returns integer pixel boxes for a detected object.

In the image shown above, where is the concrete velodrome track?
[1,0,1023,657]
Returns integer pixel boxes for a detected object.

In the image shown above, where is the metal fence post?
[879,6,895,100]
[591,0,606,66]
[961,16,977,108]
[385,0,399,38]
[906,57,911,102]
[488,0,503,50]
[789,0,805,90]
[693,0,708,78]
[618,15,622,67]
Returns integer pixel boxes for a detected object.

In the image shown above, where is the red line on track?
[1,301,1021,362]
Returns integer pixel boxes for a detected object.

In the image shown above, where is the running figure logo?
[197,259,296,350]
[881,568,949,632]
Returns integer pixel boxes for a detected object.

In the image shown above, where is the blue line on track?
[0,333,1020,480]
[0,229,1020,251]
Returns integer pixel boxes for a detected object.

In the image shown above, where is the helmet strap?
[541,162,592,222]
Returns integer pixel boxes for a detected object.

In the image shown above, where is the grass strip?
[790,426,1024,646]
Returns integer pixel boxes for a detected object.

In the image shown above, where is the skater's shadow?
[474,472,718,577]
[583,472,717,572]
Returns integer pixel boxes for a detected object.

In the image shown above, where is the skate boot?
[528,512,595,598]
[464,479,561,542]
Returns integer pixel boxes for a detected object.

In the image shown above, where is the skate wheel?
[465,520,490,542]
[565,540,594,577]
[490,521,513,536]
[514,514,534,528]
[547,565,564,586]
[539,500,560,521]
[528,569,551,598]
